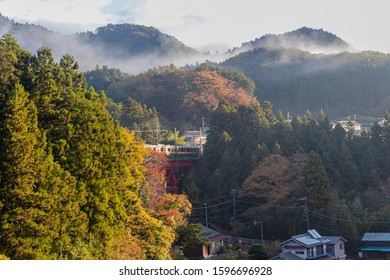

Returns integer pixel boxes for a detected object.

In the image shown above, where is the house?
[377,119,387,127]
[323,235,348,259]
[359,232,390,260]
[185,226,230,259]
[205,227,230,256]
[273,229,347,260]
[183,130,207,147]
[331,120,362,135]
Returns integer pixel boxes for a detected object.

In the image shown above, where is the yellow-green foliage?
[0,254,10,260]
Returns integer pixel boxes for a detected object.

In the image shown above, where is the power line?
[308,210,390,225]
[236,199,302,210]
[190,192,232,206]
[232,198,390,227]
[191,200,230,210]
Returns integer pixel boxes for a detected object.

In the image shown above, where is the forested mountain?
[84,64,256,132]
[0,13,202,73]
[2,14,390,122]
[222,47,390,119]
[0,35,191,260]
[229,27,354,55]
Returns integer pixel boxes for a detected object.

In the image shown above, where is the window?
[339,243,344,250]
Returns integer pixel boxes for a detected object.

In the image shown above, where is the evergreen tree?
[299,151,332,210]
[0,84,86,259]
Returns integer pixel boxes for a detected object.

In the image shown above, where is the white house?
[273,229,347,260]
[183,130,207,147]
[331,120,362,135]
[323,235,348,260]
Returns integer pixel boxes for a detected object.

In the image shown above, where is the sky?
[0,0,389,53]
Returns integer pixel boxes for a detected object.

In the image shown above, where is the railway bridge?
[146,144,201,194]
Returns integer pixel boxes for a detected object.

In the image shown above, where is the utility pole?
[231,188,237,238]
[199,127,203,154]
[300,196,310,230]
[254,220,264,243]
[174,128,178,173]
[204,203,208,228]
[231,189,236,221]
[156,124,160,145]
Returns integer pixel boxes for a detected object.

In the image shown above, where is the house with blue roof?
[273,229,347,260]
[359,232,390,260]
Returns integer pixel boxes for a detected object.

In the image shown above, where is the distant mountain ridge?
[1,14,358,73]
[0,13,203,72]
[77,23,199,57]
[2,13,390,120]
[221,47,390,118]
[229,27,355,56]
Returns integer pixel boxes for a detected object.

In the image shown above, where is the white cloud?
[0,0,111,33]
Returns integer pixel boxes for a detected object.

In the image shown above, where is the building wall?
[282,245,307,259]
[333,240,346,259]
[362,251,390,260]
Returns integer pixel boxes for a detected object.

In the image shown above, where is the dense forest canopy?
[85,64,256,132]
[188,102,390,253]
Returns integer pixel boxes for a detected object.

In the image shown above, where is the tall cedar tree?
[0,84,86,259]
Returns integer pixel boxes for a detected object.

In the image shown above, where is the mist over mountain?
[228,27,355,56]
[2,13,390,120]
[0,13,204,73]
[221,45,390,119]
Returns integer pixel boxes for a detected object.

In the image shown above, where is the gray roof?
[203,226,222,239]
[294,235,324,246]
[322,235,347,244]
[279,229,345,248]
[362,232,390,242]
[272,252,304,260]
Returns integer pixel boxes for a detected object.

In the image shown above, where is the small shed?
[359,233,390,260]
